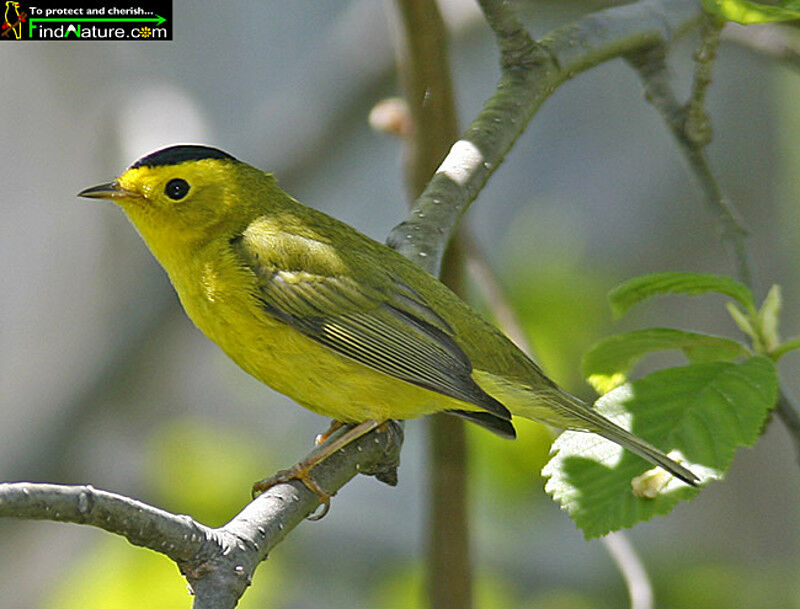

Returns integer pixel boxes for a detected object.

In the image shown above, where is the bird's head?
[79,145,268,261]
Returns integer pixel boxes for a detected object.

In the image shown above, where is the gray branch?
[0,483,208,561]
[387,0,703,274]
[625,36,751,285]
[0,423,401,609]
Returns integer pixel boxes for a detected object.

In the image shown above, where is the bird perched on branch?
[2,1,23,39]
[79,144,698,500]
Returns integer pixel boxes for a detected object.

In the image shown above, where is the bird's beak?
[78,181,140,200]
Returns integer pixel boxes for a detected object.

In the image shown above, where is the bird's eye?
[165,178,190,200]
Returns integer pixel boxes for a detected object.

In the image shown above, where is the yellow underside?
[166,238,580,429]
[180,276,478,422]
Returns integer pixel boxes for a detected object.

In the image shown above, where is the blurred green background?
[1,1,799,607]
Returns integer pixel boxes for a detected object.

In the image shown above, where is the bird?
[79,144,699,501]
[2,1,22,39]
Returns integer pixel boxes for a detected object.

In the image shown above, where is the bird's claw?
[252,464,333,520]
[314,419,345,446]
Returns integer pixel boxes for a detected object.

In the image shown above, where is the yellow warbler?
[79,145,698,488]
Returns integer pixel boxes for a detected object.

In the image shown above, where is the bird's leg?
[252,419,384,519]
[315,419,346,446]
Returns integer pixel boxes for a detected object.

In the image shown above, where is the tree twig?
[463,234,532,352]
[626,40,751,286]
[776,388,800,462]
[463,236,655,609]
[684,15,723,148]
[602,531,654,609]
[476,0,542,68]
[394,1,473,607]
[0,483,208,563]
[625,28,800,463]
[0,422,401,609]
[387,0,703,273]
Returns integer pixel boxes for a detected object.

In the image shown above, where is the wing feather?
[231,227,512,422]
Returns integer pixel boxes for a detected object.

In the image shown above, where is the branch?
[776,388,800,462]
[625,26,752,286]
[393,1,473,607]
[601,532,654,609]
[464,236,654,609]
[395,0,459,200]
[387,0,703,274]
[0,422,402,609]
[625,23,800,462]
[0,483,208,563]
[477,0,542,68]
[684,15,722,148]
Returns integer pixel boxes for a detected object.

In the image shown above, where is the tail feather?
[587,413,699,486]
[555,392,699,486]
[471,369,700,486]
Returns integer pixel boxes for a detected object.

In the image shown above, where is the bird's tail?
[478,369,701,486]
[576,405,699,486]
[546,390,699,486]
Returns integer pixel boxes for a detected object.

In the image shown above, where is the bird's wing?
[230,224,512,427]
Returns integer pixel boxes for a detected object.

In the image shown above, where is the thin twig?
[625,43,751,286]
[602,532,654,609]
[684,15,723,148]
[776,389,800,462]
[0,483,209,563]
[476,0,543,68]
[387,0,703,273]
[463,233,531,352]
[463,236,654,609]
[0,422,402,609]
[393,1,472,607]
[626,33,800,463]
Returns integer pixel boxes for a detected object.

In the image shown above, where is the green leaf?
[543,357,778,538]
[703,0,800,24]
[583,328,746,394]
[609,272,756,318]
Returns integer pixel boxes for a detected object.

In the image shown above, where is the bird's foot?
[315,419,346,446]
[252,464,332,520]
[251,419,384,520]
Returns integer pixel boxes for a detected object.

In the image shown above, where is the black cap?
[130,145,238,169]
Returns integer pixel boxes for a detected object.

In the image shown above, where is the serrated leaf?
[759,284,782,352]
[703,0,800,24]
[583,328,746,394]
[609,272,756,318]
[543,357,777,538]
